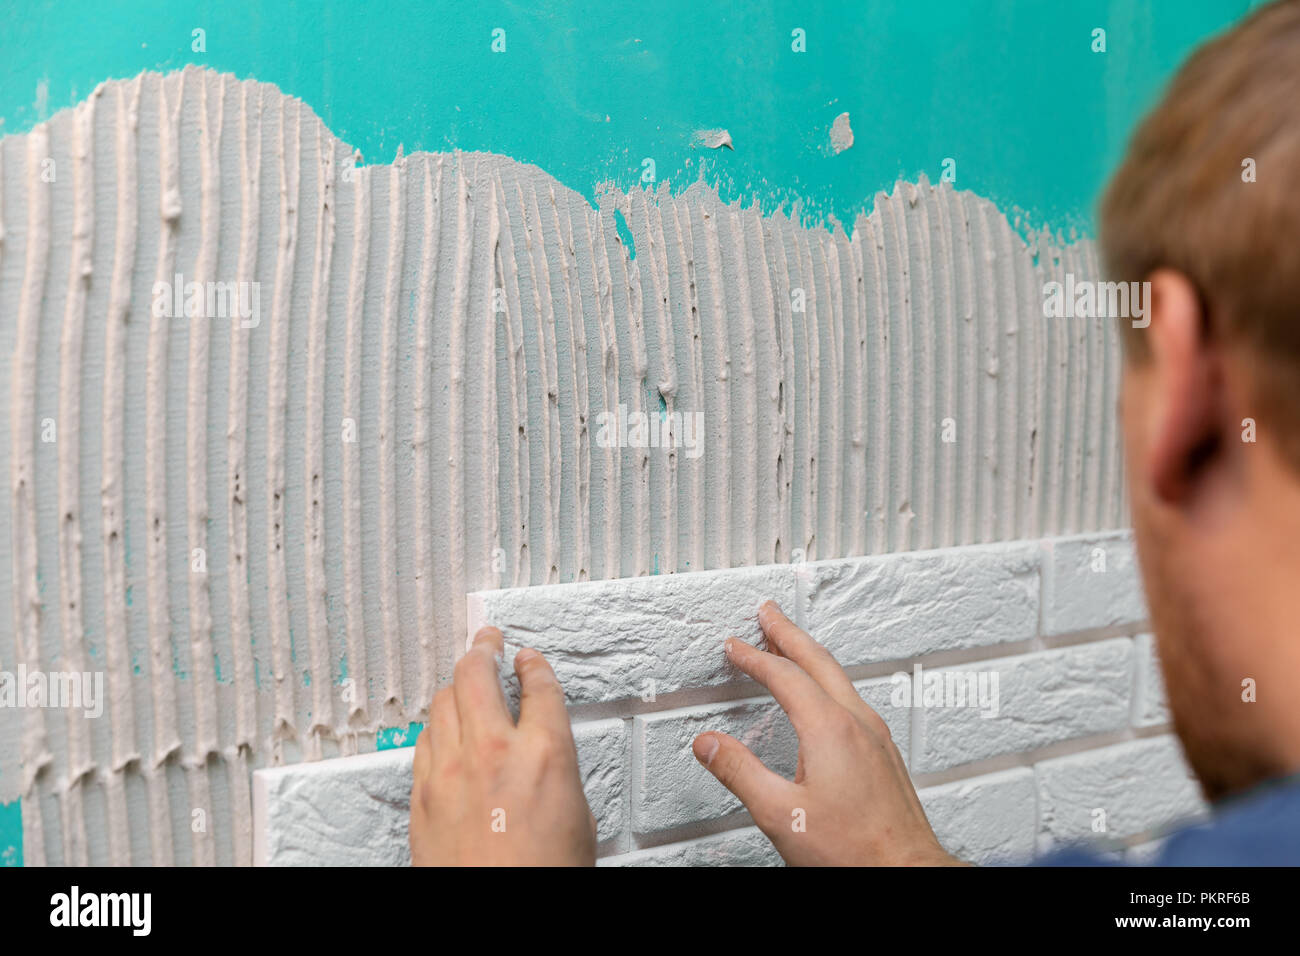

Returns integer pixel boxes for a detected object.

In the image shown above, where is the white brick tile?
[253,748,415,866]
[253,719,629,864]
[634,697,795,834]
[574,719,630,844]
[632,680,911,835]
[600,827,782,867]
[1041,531,1148,636]
[468,565,796,705]
[800,542,1040,664]
[249,534,1197,867]
[915,638,1133,772]
[918,768,1037,865]
[1133,633,1170,727]
[1035,736,1207,852]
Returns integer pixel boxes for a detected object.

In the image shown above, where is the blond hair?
[1100,0,1300,464]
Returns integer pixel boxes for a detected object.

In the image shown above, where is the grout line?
[600,820,765,863]
[1033,539,1048,651]
[910,723,1175,789]
[561,622,1150,724]
[621,716,636,856]
[626,808,757,852]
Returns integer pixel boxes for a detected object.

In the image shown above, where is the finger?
[513,647,571,736]
[430,686,459,751]
[757,601,861,711]
[412,723,434,796]
[724,636,838,738]
[453,626,514,738]
[692,731,794,826]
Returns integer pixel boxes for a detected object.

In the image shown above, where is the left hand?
[409,626,597,866]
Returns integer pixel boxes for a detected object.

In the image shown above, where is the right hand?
[692,601,962,866]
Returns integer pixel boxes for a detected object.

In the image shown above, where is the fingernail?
[694,734,720,768]
[759,600,783,623]
[515,647,538,664]
[723,637,737,656]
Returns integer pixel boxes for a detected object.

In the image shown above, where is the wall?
[0,2,1256,866]
[0,1,1259,234]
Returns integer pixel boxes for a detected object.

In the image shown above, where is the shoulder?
[1031,774,1300,867]
[1156,775,1300,866]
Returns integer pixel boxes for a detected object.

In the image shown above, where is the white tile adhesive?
[0,66,1124,865]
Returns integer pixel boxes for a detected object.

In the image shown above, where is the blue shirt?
[1039,773,1300,866]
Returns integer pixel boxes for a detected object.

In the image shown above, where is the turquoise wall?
[2,0,1259,235]
[0,801,19,867]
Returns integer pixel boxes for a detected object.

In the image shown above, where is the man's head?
[1101,0,1300,801]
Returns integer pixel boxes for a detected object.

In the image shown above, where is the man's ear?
[1143,269,1219,503]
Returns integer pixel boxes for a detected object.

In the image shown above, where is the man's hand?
[693,601,962,866]
[409,626,597,866]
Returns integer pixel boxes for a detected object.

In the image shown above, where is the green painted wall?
[0,801,20,867]
[2,0,1259,235]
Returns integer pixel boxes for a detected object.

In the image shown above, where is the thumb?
[692,731,789,819]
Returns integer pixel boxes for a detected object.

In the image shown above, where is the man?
[408,0,1300,866]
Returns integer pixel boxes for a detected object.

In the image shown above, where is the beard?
[1133,502,1280,803]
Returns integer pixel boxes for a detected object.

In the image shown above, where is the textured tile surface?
[800,542,1041,663]
[469,566,796,706]
[253,532,1184,867]
[1041,532,1149,636]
